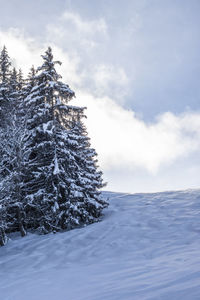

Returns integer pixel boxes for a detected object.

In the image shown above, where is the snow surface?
[1,189,200,300]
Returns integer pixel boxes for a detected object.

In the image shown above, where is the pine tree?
[24,47,107,233]
[0,46,108,245]
[23,48,75,232]
[58,108,108,228]
[0,51,27,242]
[0,47,12,181]
[7,68,26,236]
[0,46,12,245]
[0,46,11,127]
[13,66,37,235]
[0,67,26,237]
[53,49,108,229]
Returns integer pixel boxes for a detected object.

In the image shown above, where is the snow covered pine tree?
[0,48,27,245]
[23,47,108,234]
[0,46,12,245]
[5,67,27,237]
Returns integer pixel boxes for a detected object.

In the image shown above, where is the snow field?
[1,189,200,299]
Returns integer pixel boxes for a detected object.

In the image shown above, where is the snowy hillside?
[1,190,200,300]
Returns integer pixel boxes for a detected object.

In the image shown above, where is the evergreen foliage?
[0,46,108,245]
[0,46,11,127]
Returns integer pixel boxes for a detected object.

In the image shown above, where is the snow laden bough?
[0,46,108,245]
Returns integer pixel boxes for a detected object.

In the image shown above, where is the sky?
[0,0,200,193]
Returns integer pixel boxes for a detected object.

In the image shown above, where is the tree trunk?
[0,227,7,246]
[17,206,26,237]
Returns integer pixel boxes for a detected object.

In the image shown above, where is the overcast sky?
[0,0,200,193]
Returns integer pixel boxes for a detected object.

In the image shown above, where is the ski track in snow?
[1,190,200,299]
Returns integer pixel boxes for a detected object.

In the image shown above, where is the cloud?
[0,15,200,191]
[0,28,42,74]
[61,11,107,35]
[0,29,81,88]
[74,91,200,173]
[46,10,130,102]
[91,64,130,102]
[46,11,107,51]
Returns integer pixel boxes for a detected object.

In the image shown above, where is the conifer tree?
[7,68,26,236]
[0,47,12,181]
[0,46,11,245]
[23,48,75,232]
[0,46,108,245]
[61,109,107,227]
[0,52,27,241]
[24,47,107,233]
[0,46,11,127]
[0,67,26,237]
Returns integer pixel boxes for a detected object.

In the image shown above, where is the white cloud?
[61,12,107,35]
[0,29,81,88]
[91,64,130,102]
[46,11,107,50]
[1,22,200,191]
[0,28,42,75]
[46,10,130,101]
[74,91,200,173]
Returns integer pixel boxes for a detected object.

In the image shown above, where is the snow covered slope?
[1,190,200,300]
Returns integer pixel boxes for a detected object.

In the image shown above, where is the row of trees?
[0,46,108,246]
